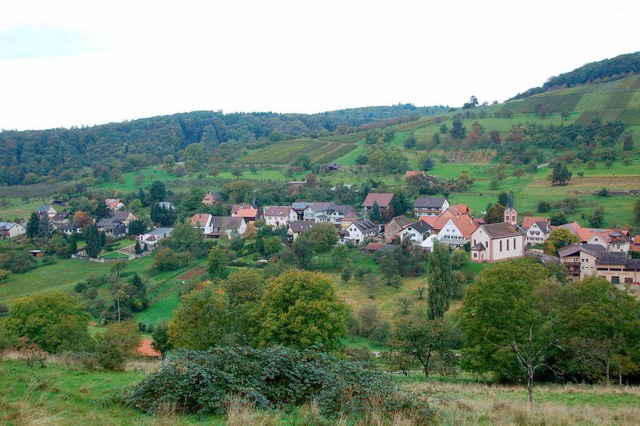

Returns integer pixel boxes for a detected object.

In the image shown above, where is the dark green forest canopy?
[0,105,446,186]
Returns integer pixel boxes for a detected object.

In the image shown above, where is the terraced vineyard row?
[576,109,640,125]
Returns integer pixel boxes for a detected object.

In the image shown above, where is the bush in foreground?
[128,345,432,422]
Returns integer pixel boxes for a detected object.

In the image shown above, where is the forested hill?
[0,104,446,186]
[510,51,640,100]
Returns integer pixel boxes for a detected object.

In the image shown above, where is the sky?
[0,0,638,131]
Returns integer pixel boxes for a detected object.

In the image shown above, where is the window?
[507,239,510,250]
[473,253,477,258]
[612,276,620,284]
[625,277,633,284]
[499,240,502,252]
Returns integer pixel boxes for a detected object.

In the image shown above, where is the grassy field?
[0,259,112,304]
[1,358,639,425]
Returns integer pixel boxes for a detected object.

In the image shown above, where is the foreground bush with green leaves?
[128,345,433,422]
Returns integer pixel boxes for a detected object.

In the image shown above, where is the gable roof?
[113,210,136,221]
[202,192,223,203]
[521,216,549,229]
[480,222,524,239]
[263,206,293,217]
[362,193,394,208]
[289,220,317,233]
[404,220,433,234]
[105,198,123,210]
[413,197,447,209]
[190,213,212,227]
[231,204,254,215]
[531,220,552,234]
[236,208,258,219]
[557,243,607,258]
[442,204,472,217]
[136,339,161,358]
[350,219,377,233]
[389,215,411,228]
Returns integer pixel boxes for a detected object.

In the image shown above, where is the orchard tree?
[392,312,456,380]
[255,270,348,351]
[460,258,560,411]
[151,320,172,359]
[93,321,140,371]
[551,162,572,186]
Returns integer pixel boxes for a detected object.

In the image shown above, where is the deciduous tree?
[255,270,348,351]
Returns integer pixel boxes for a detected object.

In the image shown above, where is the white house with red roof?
[263,206,297,228]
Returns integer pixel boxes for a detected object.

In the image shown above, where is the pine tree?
[84,224,101,258]
[427,240,453,320]
[134,241,143,255]
[26,212,39,239]
[422,156,434,171]
[370,201,382,222]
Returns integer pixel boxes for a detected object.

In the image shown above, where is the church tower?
[504,190,518,226]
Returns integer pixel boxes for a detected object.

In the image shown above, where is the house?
[344,219,378,244]
[503,190,518,226]
[385,215,411,242]
[304,203,359,227]
[202,192,223,205]
[631,235,640,253]
[288,220,318,241]
[521,216,550,230]
[96,217,127,239]
[362,193,395,219]
[113,211,138,226]
[291,202,311,220]
[51,212,71,227]
[558,222,630,252]
[558,243,639,283]
[558,243,607,281]
[523,220,552,246]
[413,197,449,217]
[209,216,246,239]
[0,222,26,239]
[423,214,478,248]
[58,222,78,235]
[105,198,126,211]
[470,222,525,263]
[138,227,173,247]
[263,206,298,228]
[190,213,213,235]
[398,220,433,245]
[235,207,259,223]
[36,204,57,219]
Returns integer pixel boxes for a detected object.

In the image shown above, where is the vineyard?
[241,137,360,164]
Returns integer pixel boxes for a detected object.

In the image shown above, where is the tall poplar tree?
[427,240,452,320]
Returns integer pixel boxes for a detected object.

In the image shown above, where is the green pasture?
[0,258,112,304]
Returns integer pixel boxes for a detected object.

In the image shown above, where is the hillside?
[0,104,446,186]
[510,51,640,100]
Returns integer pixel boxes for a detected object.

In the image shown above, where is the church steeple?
[504,190,517,225]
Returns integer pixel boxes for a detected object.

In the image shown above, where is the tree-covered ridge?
[510,51,640,100]
[0,104,446,186]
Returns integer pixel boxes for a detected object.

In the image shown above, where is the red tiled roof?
[404,170,426,179]
[190,213,211,226]
[521,216,549,229]
[236,208,258,218]
[136,339,160,357]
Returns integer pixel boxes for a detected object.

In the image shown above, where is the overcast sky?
[1,0,638,131]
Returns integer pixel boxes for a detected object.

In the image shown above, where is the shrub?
[16,338,48,368]
[128,346,426,420]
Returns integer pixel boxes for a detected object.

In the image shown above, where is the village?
[4,180,639,287]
